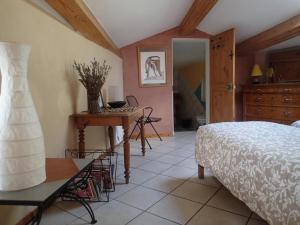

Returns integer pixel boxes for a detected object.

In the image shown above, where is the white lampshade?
[108,85,123,101]
[0,42,46,191]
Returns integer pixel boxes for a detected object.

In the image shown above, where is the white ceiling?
[84,0,300,47]
[198,0,300,43]
[84,0,194,48]
[173,39,206,69]
[34,0,300,49]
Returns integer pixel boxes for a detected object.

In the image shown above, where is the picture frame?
[138,47,167,87]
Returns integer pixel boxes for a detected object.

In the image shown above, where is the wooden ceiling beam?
[179,0,218,35]
[46,0,121,57]
[237,14,300,55]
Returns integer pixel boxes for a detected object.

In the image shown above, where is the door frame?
[171,38,210,134]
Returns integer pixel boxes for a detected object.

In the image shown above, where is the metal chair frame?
[126,96,162,149]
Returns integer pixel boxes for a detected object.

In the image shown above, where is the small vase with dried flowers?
[74,58,111,113]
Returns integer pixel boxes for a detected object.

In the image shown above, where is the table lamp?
[251,64,263,84]
[0,42,46,191]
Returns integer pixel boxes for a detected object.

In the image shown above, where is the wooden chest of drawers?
[243,83,300,124]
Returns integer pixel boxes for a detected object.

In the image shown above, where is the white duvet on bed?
[195,121,300,225]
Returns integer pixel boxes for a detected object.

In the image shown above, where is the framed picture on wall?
[138,47,167,87]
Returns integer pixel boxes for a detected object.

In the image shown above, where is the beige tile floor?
[41,132,269,225]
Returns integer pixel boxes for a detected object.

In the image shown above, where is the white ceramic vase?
[0,42,46,191]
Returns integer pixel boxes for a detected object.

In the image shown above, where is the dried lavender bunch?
[73,58,112,98]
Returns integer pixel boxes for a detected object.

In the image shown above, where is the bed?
[195,121,300,225]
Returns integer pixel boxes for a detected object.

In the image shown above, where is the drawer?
[244,116,293,125]
[272,94,300,106]
[244,105,272,118]
[245,93,300,106]
[245,105,300,121]
[243,85,300,94]
[244,87,276,94]
[245,93,273,105]
[276,86,300,94]
[277,108,300,121]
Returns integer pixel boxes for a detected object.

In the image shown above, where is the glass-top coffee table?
[0,158,97,225]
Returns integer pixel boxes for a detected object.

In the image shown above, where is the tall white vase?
[0,42,46,191]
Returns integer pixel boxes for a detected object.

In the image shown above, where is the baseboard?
[15,209,36,225]
[130,132,172,139]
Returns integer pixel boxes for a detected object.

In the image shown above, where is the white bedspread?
[195,122,300,225]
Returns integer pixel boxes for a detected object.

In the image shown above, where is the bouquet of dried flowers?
[73,58,111,113]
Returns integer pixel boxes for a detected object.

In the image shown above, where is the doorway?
[172,38,210,131]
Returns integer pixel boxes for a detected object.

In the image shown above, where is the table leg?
[108,126,115,152]
[123,124,130,184]
[78,128,85,158]
[140,116,146,156]
[60,164,97,224]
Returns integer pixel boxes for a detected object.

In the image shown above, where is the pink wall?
[121,27,210,136]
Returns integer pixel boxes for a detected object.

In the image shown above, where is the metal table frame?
[0,159,97,225]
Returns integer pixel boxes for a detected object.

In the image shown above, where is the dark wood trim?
[179,0,218,35]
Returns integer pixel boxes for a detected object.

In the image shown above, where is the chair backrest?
[126,95,139,107]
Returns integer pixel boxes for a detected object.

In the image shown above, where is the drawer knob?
[255,97,262,102]
[283,98,293,103]
[283,111,291,117]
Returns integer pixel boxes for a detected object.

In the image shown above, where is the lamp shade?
[251,64,263,77]
[0,42,46,191]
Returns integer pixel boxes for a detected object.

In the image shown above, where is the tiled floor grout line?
[111,148,209,225]
[204,204,251,218]
[184,187,222,225]
[114,153,199,225]
[59,147,186,224]
[74,176,245,223]
[245,212,254,225]
[116,156,194,183]
[138,168,209,224]
[53,204,87,222]
[117,150,193,162]
[116,144,228,225]
[56,134,261,225]
[114,195,181,225]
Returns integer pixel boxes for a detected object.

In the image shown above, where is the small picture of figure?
[145,56,163,79]
[139,48,166,86]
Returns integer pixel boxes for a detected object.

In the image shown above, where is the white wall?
[0,0,123,224]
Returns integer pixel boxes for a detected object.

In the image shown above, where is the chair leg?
[129,122,139,140]
[145,137,152,149]
[149,122,162,141]
[135,123,142,140]
[136,123,152,149]
[135,129,141,140]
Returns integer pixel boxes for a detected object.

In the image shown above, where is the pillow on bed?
[291,120,300,128]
